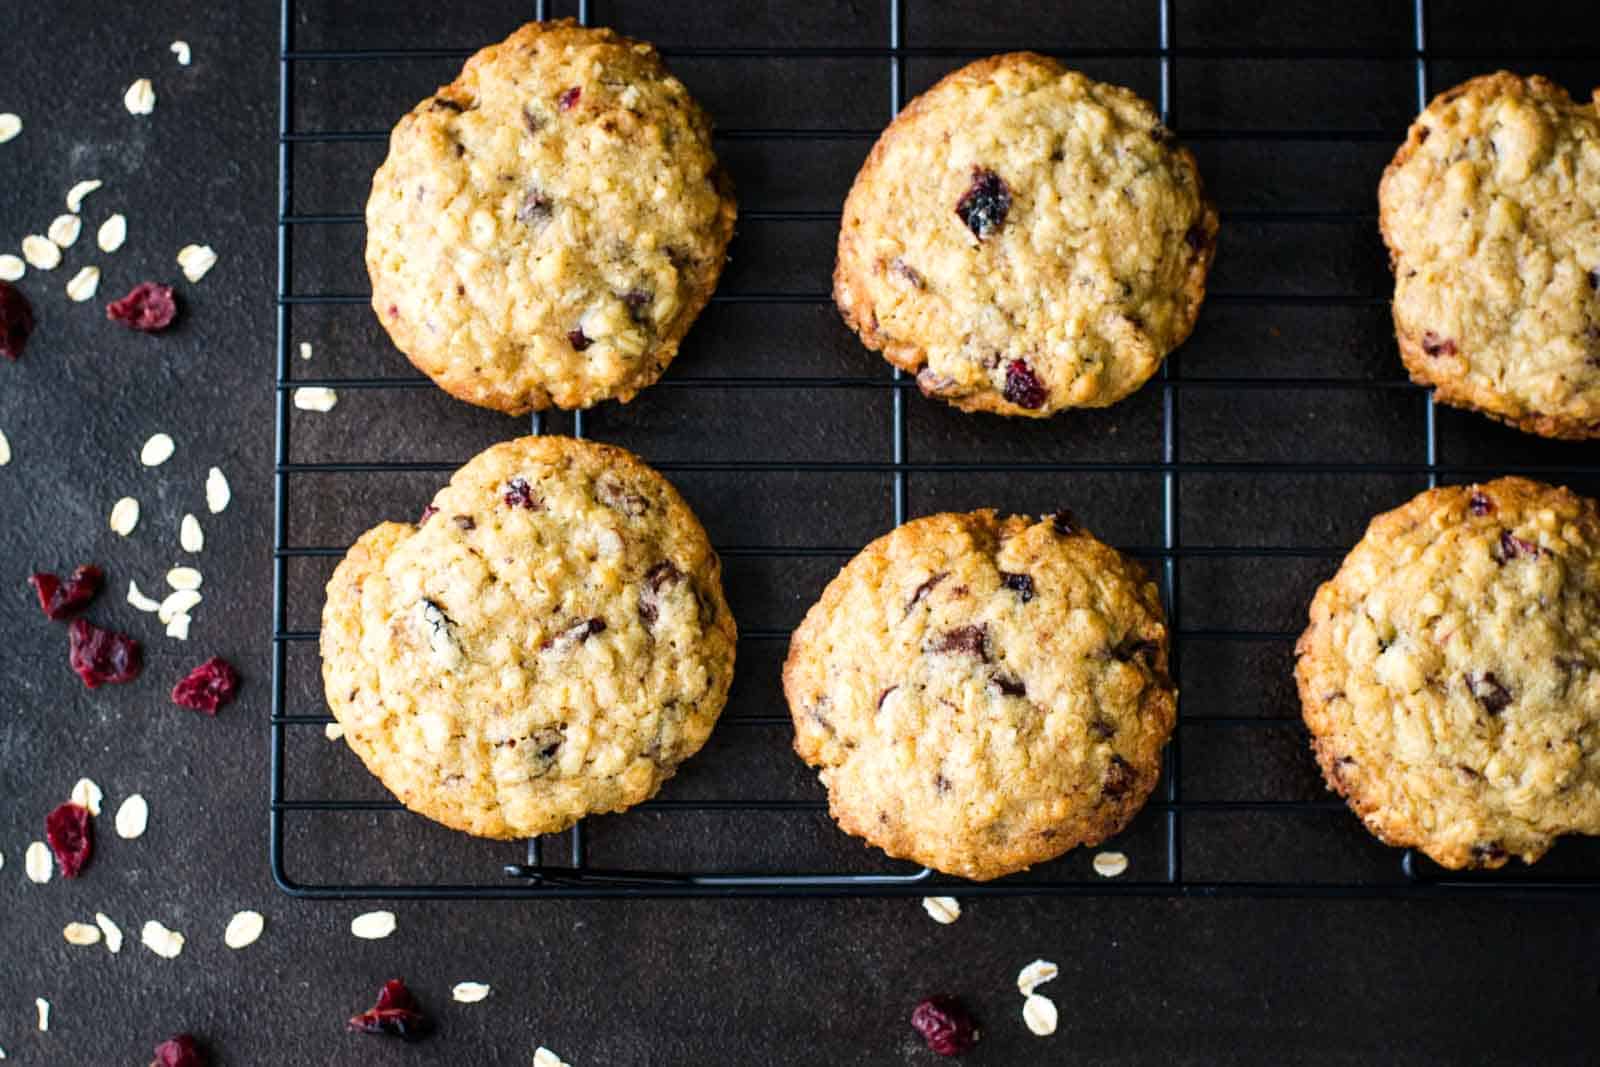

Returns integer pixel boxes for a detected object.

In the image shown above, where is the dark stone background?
[3,1,1599,1064]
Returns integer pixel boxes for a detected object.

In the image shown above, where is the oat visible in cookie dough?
[365,20,737,414]
[320,435,736,839]
[783,510,1175,881]
[834,52,1217,418]
[1296,478,1600,870]
[1380,73,1600,439]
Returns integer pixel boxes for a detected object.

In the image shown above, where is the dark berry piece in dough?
[518,189,553,227]
[889,257,924,289]
[930,624,988,661]
[542,617,606,652]
[992,673,1026,698]
[503,478,542,510]
[1468,492,1494,516]
[1051,509,1079,536]
[1112,636,1159,664]
[1002,359,1046,409]
[1466,671,1512,714]
[999,572,1034,602]
[567,327,592,351]
[1497,530,1542,561]
[1102,754,1137,797]
[559,86,581,111]
[955,168,1010,239]
[1421,331,1457,357]
[639,560,683,627]
[907,571,947,611]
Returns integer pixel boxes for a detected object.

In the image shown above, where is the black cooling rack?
[273,0,1600,898]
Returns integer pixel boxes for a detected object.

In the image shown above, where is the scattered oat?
[224,910,265,949]
[166,566,202,591]
[176,243,217,282]
[124,78,156,116]
[115,794,149,839]
[69,777,103,816]
[95,912,123,953]
[0,113,20,143]
[324,722,345,741]
[0,254,22,281]
[350,910,396,940]
[165,613,192,641]
[0,429,10,465]
[293,386,339,412]
[109,496,140,535]
[0,848,4,870]
[1092,850,1129,879]
[140,433,175,466]
[171,40,192,65]
[298,341,313,360]
[128,580,161,612]
[921,896,961,925]
[48,214,81,248]
[97,214,127,253]
[533,1048,573,1067]
[205,466,231,513]
[24,841,52,883]
[179,513,204,553]
[141,920,185,959]
[158,588,201,624]
[1022,993,1058,1037]
[1017,959,1060,997]
[35,998,49,1032]
[451,982,492,1004]
[65,265,100,303]
[63,921,102,947]
[66,179,103,213]
[21,235,61,270]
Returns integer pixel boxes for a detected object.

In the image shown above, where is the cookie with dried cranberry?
[834,53,1217,418]
[783,509,1175,880]
[366,20,736,414]
[1380,73,1600,439]
[320,435,736,839]
[1296,478,1600,870]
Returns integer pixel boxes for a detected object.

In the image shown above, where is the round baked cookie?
[1296,478,1600,870]
[783,509,1176,880]
[366,20,737,414]
[834,53,1218,418]
[1379,72,1600,440]
[320,435,737,839]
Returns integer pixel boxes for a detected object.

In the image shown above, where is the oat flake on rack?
[293,386,339,412]
[205,466,231,512]
[115,794,149,839]
[124,78,156,115]
[140,433,175,466]
[21,235,60,270]
[98,214,127,253]
[96,912,124,953]
[0,254,23,281]
[180,513,204,553]
[66,266,100,303]
[66,179,102,213]
[48,214,81,248]
[176,243,217,282]
[0,113,21,143]
[128,580,161,611]
[69,777,103,816]
[171,41,192,65]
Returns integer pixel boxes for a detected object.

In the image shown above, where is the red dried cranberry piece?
[1051,509,1079,535]
[1184,222,1210,251]
[930,624,989,661]
[503,477,541,510]
[1498,530,1543,561]
[541,617,606,651]
[1467,491,1494,516]
[1000,572,1034,602]
[639,559,683,626]
[567,327,592,351]
[955,168,1010,239]
[0,280,35,361]
[1420,331,1457,358]
[349,979,433,1042]
[911,995,979,1056]
[1002,359,1047,409]
[151,1033,207,1067]
[171,657,241,715]
[1102,754,1138,797]
[993,673,1026,697]
[1112,636,1159,664]
[418,504,439,525]
[1467,671,1512,714]
[106,282,178,333]
[45,801,93,878]
[907,571,948,611]
[559,86,581,111]
[28,564,104,620]
[68,618,143,688]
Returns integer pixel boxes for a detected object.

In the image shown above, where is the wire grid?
[273,0,1600,898]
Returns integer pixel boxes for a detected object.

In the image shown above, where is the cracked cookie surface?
[834,52,1217,418]
[321,435,736,839]
[1380,72,1600,439]
[783,510,1175,880]
[366,19,736,414]
[1296,478,1600,869]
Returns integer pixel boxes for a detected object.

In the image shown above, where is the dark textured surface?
[3,1,1600,1064]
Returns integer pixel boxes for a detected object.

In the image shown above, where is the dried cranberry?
[28,564,103,620]
[1589,269,1599,292]
[106,282,178,333]
[1051,509,1079,536]
[418,504,439,525]
[1421,331,1457,358]
[0,280,35,361]
[622,289,652,321]
[542,617,606,651]
[911,995,979,1056]
[67,618,142,688]
[907,571,948,611]
[1000,572,1034,602]
[930,624,989,660]
[348,979,433,1042]
[171,657,241,715]
[889,257,925,289]
[1467,491,1494,516]
[1002,359,1047,410]
[1467,671,1512,714]
[45,801,92,878]
[518,188,552,227]
[1184,222,1210,251]
[955,168,1010,239]
[1102,754,1137,797]
[639,560,683,626]
[559,86,581,111]
[567,327,592,351]
[452,514,475,531]
[1112,636,1159,663]
[151,1034,207,1067]
[503,477,541,510]
[1498,530,1543,561]
[993,673,1026,697]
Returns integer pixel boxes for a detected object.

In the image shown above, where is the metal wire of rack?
[273,0,1600,898]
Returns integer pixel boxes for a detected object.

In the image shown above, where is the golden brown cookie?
[834,52,1217,418]
[320,435,736,839]
[366,20,737,414]
[783,509,1176,880]
[1296,477,1600,869]
[1380,72,1600,439]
